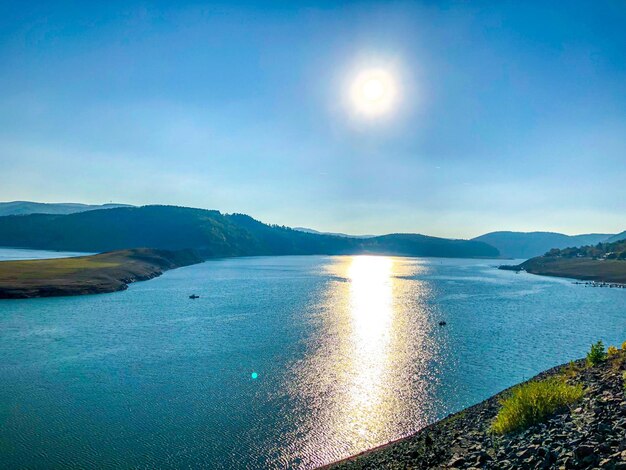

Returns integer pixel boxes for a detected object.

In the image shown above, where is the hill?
[607,231,626,243]
[0,201,132,216]
[542,238,626,260]
[472,231,613,259]
[293,227,375,238]
[0,205,499,259]
[0,248,202,299]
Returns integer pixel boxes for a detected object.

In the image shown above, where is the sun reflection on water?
[280,255,441,469]
[344,256,394,439]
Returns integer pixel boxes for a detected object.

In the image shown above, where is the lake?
[0,247,88,261]
[1,250,625,469]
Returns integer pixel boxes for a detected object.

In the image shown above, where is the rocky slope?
[327,353,626,469]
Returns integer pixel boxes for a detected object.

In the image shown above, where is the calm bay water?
[1,250,625,469]
[0,247,88,260]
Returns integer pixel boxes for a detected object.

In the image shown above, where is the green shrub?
[561,361,580,379]
[491,378,584,435]
[587,341,606,366]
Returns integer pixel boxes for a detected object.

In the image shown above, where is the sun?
[350,69,396,116]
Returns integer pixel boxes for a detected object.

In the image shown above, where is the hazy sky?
[1,1,625,238]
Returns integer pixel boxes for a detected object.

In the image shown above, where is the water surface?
[0,247,88,261]
[1,254,625,468]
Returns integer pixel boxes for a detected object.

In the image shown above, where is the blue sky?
[1,1,625,238]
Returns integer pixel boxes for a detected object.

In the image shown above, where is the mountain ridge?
[608,231,626,243]
[472,231,614,259]
[293,227,376,238]
[0,205,499,259]
[0,201,133,216]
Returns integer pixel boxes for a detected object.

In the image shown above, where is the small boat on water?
[189,294,200,299]
[439,321,447,326]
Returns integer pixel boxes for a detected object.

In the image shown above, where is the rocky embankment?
[0,248,202,299]
[327,352,626,469]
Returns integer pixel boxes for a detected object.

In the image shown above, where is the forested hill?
[0,205,499,259]
[544,239,626,260]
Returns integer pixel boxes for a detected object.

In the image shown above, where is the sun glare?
[350,69,397,117]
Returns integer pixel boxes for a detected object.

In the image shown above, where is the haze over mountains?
[0,202,622,260]
[0,201,132,217]
[293,227,375,238]
[472,231,615,259]
[0,205,498,259]
[295,226,622,259]
[607,231,626,243]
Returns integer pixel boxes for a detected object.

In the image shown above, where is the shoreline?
[0,252,509,300]
[324,354,626,469]
[500,257,626,285]
[322,362,567,469]
[0,248,203,299]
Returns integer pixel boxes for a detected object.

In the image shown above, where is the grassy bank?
[502,257,626,284]
[0,248,202,299]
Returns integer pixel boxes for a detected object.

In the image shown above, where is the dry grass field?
[0,248,202,298]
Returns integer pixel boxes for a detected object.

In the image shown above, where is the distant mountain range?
[471,231,616,259]
[293,227,375,238]
[296,227,623,259]
[0,201,132,216]
[0,205,498,259]
[1,201,622,260]
[607,231,626,243]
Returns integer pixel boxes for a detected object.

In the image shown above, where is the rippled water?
[1,252,625,468]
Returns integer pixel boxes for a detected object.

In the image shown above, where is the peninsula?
[500,238,626,284]
[0,248,202,299]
